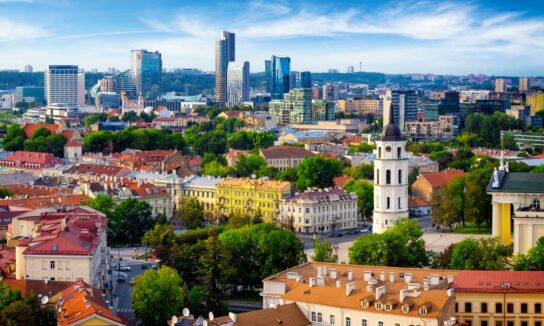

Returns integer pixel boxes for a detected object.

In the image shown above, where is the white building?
[227,61,250,107]
[45,65,79,106]
[279,188,358,234]
[373,111,409,233]
[459,90,490,103]
[77,70,85,105]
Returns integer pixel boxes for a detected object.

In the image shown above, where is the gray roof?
[181,175,222,188]
[487,171,544,194]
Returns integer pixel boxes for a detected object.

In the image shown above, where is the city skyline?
[1,0,544,75]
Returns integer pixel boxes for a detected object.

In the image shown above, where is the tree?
[202,161,230,177]
[110,198,155,245]
[83,130,113,153]
[429,150,454,170]
[429,244,454,269]
[295,156,342,191]
[276,167,298,183]
[343,180,373,219]
[450,237,510,270]
[142,224,176,266]
[343,163,374,180]
[132,266,185,326]
[0,187,12,199]
[1,300,36,326]
[85,193,116,218]
[232,154,277,178]
[513,236,544,270]
[178,197,205,229]
[187,285,206,317]
[200,229,230,315]
[531,165,544,173]
[0,284,21,311]
[312,238,338,263]
[31,127,51,139]
[432,177,464,230]
[3,124,25,151]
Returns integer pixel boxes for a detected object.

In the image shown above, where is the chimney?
[366,284,373,292]
[363,271,372,281]
[336,280,342,288]
[404,273,413,283]
[389,272,395,283]
[375,285,386,300]
[447,289,455,297]
[447,275,454,283]
[229,313,237,322]
[317,267,323,278]
[345,282,356,296]
[309,277,316,288]
[380,271,385,281]
[400,289,409,302]
[348,270,353,281]
[330,268,337,279]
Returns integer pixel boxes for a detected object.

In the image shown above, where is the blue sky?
[1,0,544,75]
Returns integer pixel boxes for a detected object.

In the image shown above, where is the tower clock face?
[385,146,392,152]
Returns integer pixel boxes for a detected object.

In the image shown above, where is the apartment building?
[180,175,222,220]
[260,146,315,171]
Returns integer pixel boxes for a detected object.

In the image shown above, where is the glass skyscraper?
[215,31,235,105]
[290,71,312,89]
[45,65,79,106]
[131,49,162,100]
[267,55,291,100]
[227,61,250,107]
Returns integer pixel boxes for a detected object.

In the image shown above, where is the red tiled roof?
[60,130,75,140]
[409,197,431,208]
[68,164,131,177]
[65,140,82,147]
[6,184,72,197]
[334,176,353,188]
[260,146,315,160]
[23,123,59,139]
[3,279,71,297]
[0,151,64,169]
[451,271,544,293]
[0,194,89,209]
[532,153,544,159]
[420,169,467,188]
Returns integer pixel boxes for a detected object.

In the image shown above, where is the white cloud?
[0,18,48,41]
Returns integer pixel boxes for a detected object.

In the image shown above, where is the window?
[398,169,402,184]
[379,147,382,158]
[50,261,55,270]
[317,313,322,323]
[507,321,514,326]
[377,169,380,184]
[398,197,401,209]
[535,303,542,313]
[385,146,391,152]
[376,303,383,310]
[496,322,502,326]
[346,317,351,326]
[521,322,528,326]
[362,301,369,308]
[507,303,514,314]
[535,322,542,326]
[521,303,528,313]
[386,170,391,184]
[420,308,427,315]
[466,302,472,313]
[330,315,335,325]
[42,261,47,270]
[482,321,488,326]
[378,321,384,326]
[455,303,458,312]
[387,197,391,209]
[311,312,316,322]
[397,147,401,158]
[481,303,488,313]
[385,304,392,311]
[362,319,367,326]
[402,305,409,313]
[496,303,503,313]
[531,198,541,210]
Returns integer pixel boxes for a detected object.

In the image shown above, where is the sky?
[1,0,544,75]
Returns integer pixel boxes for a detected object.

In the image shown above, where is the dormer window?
[375,303,383,310]
[402,306,409,313]
[362,301,369,308]
[419,308,427,315]
[385,304,392,311]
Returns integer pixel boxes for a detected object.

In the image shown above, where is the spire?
[388,102,395,126]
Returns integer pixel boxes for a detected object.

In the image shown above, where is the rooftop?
[418,169,467,188]
[451,270,544,293]
[488,171,544,194]
[218,178,291,191]
[260,146,315,160]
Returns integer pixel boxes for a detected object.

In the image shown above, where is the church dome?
[381,124,402,141]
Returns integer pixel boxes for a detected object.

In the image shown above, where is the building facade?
[131,49,162,100]
[269,88,312,125]
[279,188,358,233]
[391,90,418,131]
[45,65,79,106]
[311,100,335,122]
[226,61,250,107]
[259,145,315,171]
[215,31,235,105]
[268,56,291,99]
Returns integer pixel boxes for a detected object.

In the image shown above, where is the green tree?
[1,300,36,326]
[187,285,206,317]
[233,154,276,178]
[429,150,454,170]
[83,130,113,153]
[432,177,465,230]
[343,163,374,180]
[295,156,342,191]
[450,237,510,270]
[142,224,176,266]
[343,180,373,219]
[202,161,230,177]
[178,197,205,229]
[312,238,338,263]
[3,124,25,151]
[110,198,155,245]
[132,266,185,326]
[200,229,230,315]
[0,187,12,199]
[531,165,544,173]
[0,284,21,311]
[85,193,116,218]
[513,236,544,270]
[276,167,298,183]
[31,126,51,139]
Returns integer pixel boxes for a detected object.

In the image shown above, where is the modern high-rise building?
[269,88,312,125]
[519,77,529,92]
[24,65,33,73]
[290,71,312,89]
[131,49,162,100]
[214,31,235,105]
[268,56,291,99]
[226,61,250,107]
[15,86,44,104]
[322,84,339,101]
[495,78,507,93]
[391,90,418,131]
[311,99,335,122]
[77,70,85,105]
[264,60,272,93]
[44,65,79,106]
[347,65,355,73]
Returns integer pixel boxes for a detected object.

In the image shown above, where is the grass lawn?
[451,223,492,234]
[229,291,262,303]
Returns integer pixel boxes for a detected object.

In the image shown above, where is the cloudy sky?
[1,0,544,75]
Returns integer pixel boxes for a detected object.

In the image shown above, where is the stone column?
[492,202,500,237]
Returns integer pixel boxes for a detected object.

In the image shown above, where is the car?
[117,277,126,283]
[326,232,335,237]
[117,265,131,272]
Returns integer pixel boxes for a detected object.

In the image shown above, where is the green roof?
[488,171,544,194]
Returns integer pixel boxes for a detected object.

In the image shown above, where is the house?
[259,146,315,171]
[0,152,64,171]
[5,184,72,198]
[408,197,432,218]
[180,175,222,221]
[217,111,242,120]
[411,169,467,202]
[0,194,88,211]
[110,150,200,176]
[225,149,249,167]
[278,130,331,144]
[66,164,132,182]
[22,123,60,139]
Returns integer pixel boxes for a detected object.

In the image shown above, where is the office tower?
[214,31,235,105]
[45,65,79,106]
[100,77,117,92]
[268,56,291,99]
[114,70,137,98]
[495,78,507,93]
[77,71,85,105]
[226,61,250,107]
[439,91,460,115]
[24,65,33,73]
[347,66,355,73]
[269,88,312,125]
[290,71,312,89]
[15,86,44,104]
[519,77,529,92]
[322,83,338,101]
[264,60,272,93]
[311,100,335,121]
[96,92,121,109]
[328,68,339,73]
[131,49,162,100]
[311,86,321,100]
[391,90,417,131]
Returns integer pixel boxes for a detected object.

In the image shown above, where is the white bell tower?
[372,107,409,233]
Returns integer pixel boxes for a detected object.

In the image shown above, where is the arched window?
[386,197,391,209]
[386,170,391,185]
[376,169,380,184]
[532,198,541,210]
[378,147,382,158]
[398,169,402,184]
[397,147,401,159]
[398,197,401,209]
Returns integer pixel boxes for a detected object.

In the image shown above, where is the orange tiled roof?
[23,123,59,139]
[5,184,72,198]
[451,270,544,293]
[2,279,71,297]
[408,197,431,208]
[419,169,467,188]
[0,151,64,168]
[0,194,88,209]
[334,176,353,188]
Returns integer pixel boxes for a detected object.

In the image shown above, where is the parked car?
[117,265,131,272]
[117,277,126,283]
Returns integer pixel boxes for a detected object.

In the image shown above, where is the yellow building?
[526,93,544,115]
[216,178,292,222]
[338,99,379,114]
[452,270,544,326]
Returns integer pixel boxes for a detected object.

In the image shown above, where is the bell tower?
[372,106,409,233]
